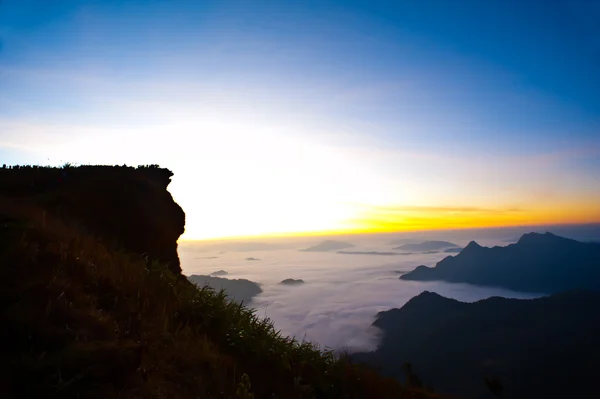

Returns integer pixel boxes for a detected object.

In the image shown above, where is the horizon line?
[179,221,600,242]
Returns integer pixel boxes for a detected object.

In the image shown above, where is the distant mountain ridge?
[299,240,354,252]
[354,290,600,399]
[393,240,459,252]
[401,232,600,293]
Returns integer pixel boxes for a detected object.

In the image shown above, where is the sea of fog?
[179,225,600,352]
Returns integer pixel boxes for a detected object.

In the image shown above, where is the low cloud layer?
[180,226,600,352]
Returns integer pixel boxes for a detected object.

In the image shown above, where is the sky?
[1,0,599,239]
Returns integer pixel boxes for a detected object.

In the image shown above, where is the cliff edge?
[0,164,185,274]
[0,165,435,399]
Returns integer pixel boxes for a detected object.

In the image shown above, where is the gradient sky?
[1,0,599,239]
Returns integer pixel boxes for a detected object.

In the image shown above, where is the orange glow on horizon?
[179,220,600,242]
[179,205,600,241]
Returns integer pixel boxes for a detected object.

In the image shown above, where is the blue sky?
[1,0,599,238]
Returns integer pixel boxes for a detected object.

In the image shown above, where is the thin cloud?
[526,144,600,168]
[349,203,527,215]
[373,205,526,214]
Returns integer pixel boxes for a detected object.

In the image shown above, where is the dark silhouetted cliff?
[401,232,600,293]
[354,290,600,399]
[0,165,440,399]
[0,164,185,274]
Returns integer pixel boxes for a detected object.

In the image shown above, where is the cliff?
[0,165,438,399]
[0,164,185,274]
[400,233,600,293]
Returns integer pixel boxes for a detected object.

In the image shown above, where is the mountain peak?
[464,240,481,250]
[409,290,450,303]
[397,291,463,313]
[416,290,439,297]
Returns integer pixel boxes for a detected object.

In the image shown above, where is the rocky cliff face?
[0,165,185,274]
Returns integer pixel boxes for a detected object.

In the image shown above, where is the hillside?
[401,232,600,293]
[0,165,439,399]
[354,291,600,399]
[188,275,263,304]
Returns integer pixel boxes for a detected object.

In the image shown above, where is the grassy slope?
[0,166,442,399]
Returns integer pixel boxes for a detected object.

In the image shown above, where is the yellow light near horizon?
[177,192,600,240]
[162,124,391,240]
[11,101,600,241]
[341,200,600,236]
[27,109,392,240]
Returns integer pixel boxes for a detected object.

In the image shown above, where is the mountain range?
[354,290,600,399]
[401,232,600,293]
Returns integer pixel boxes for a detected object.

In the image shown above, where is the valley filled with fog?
[180,225,599,352]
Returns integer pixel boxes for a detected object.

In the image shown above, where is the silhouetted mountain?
[401,232,600,293]
[393,241,459,252]
[354,290,600,399]
[210,269,228,276]
[299,240,354,252]
[337,251,408,256]
[280,278,305,285]
[188,275,262,304]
